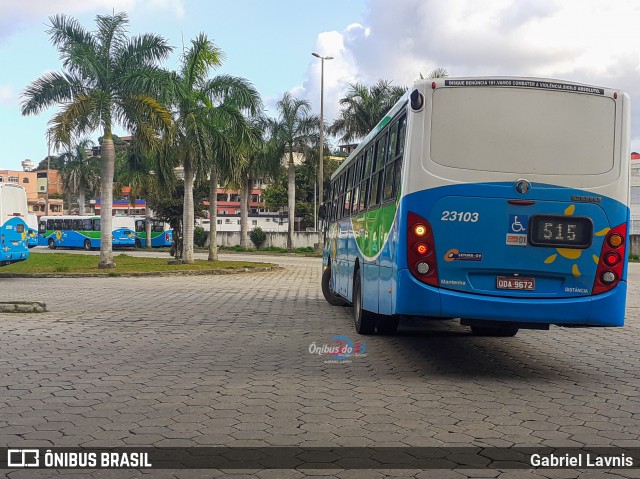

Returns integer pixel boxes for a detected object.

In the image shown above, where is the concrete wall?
[215,231,320,249]
[630,235,640,257]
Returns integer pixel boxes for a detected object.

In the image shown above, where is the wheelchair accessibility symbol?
[509,215,528,234]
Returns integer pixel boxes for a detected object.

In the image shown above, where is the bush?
[194,226,207,248]
[250,227,267,249]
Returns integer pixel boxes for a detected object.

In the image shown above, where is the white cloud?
[0,85,17,108]
[297,0,640,149]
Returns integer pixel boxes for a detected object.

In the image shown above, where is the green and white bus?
[38,215,136,249]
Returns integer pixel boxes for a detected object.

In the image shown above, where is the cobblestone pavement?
[1,253,639,479]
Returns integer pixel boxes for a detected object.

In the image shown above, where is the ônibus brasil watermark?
[308,335,366,364]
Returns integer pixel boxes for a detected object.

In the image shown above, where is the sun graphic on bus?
[543,204,609,277]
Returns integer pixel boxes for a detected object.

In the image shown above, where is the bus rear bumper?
[395,270,626,327]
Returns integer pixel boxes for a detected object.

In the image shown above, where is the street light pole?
[45,142,50,216]
[312,53,333,244]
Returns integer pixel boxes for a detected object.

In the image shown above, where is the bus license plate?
[496,276,535,290]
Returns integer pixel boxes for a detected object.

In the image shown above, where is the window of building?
[8,176,18,182]
[252,220,258,226]
[631,186,640,205]
[22,178,29,184]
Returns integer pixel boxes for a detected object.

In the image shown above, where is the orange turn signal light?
[414,224,427,237]
[608,234,623,248]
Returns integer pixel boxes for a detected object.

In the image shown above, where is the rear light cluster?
[593,223,626,295]
[407,212,438,286]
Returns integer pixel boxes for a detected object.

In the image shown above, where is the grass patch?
[630,254,639,262]
[0,252,275,275]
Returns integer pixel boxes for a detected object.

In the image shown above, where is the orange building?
[0,169,64,216]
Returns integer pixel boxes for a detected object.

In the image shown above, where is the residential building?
[0,168,63,216]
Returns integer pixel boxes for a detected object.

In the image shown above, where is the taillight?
[593,223,626,295]
[165,233,170,242]
[407,212,438,286]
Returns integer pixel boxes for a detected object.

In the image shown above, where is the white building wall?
[631,160,640,235]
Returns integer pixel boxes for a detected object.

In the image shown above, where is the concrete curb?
[0,301,47,313]
[0,266,280,279]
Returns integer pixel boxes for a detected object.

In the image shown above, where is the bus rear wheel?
[321,267,348,306]
[48,238,56,250]
[353,274,376,335]
[470,325,519,337]
[84,239,92,251]
[135,239,142,248]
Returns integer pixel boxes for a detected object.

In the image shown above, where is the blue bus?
[26,213,38,248]
[38,215,136,249]
[0,184,30,266]
[133,217,173,248]
[321,77,630,337]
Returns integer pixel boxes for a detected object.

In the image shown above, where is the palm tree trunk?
[98,136,115,269]
[208,166,218,261]
[145,215,152,248]
[240,175,249,250]
[287,156,295,251]
[182,159,195,264]
[78,187,86,216]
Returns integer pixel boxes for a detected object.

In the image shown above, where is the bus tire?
[84,239,91,251]
[353,274,376,335]
[376,316,399,335]
[135,239,142,248]
[470,325,519,337]
[48,238,56,250]
[321,267,348,306]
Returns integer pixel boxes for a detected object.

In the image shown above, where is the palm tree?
[58,138,100,215]
[272,93,319,250]
[329,80,406,144]
[21,12,172,268]
[156,34,261,263]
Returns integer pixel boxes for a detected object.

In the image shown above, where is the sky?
[1,0,640,171]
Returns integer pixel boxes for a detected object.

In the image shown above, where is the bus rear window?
[430,87,616,175]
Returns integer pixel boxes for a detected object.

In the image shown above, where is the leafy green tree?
[155,34,261,263]
[58,138,100,215]
[271,93,319,250]
[329,80,406,143]
[21,12,172,268]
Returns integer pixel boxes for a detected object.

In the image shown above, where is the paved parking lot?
[1,253,639,478]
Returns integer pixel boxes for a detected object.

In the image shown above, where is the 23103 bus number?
[441,211,479,223]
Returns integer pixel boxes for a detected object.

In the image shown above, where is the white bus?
[322,77,630,337]
[0,183,30,265]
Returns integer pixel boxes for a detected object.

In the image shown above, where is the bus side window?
[352,185,360,214]
[393,158,403,197]
[93,219,101,231]
[47,219,54,230]
[343,190,351,217]
[370,171,380,207]
[387,121,398,162]
[54,219,62,230]
[72,219,82,230]
[135,220,145,232]
[83,219,92,231]
[397,115,406,157]
[359,178,369,211]
[153,222,164,232]
[375,132,388,171]
[39,221,46,234]
[383,163,395,201]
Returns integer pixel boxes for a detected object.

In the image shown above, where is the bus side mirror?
[410,89,424,111]
[319,205,327,220]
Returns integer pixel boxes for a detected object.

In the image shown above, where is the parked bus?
[38,215,136,249]
[321,77,630,337]
[0,184,30,266]
[26,212,39,248]
[133,217,173,247]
